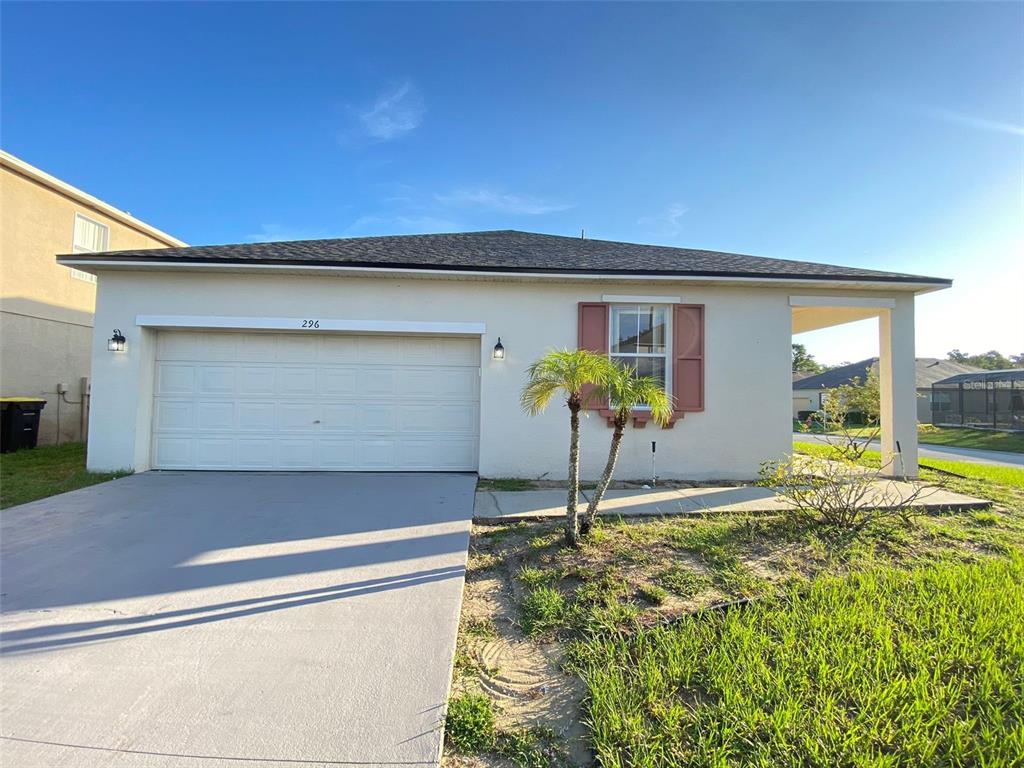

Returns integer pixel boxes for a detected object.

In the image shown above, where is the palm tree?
[579,362,673,535]
[521,349,614,546]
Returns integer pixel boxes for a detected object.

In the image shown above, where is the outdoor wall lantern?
[492,337,505,360]
[108,329,126,352]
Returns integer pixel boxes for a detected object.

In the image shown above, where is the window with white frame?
[610,304,670,394]
[70,213,108,283]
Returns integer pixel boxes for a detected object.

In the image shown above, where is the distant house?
[793,358,982,422]
[0,150,184,444]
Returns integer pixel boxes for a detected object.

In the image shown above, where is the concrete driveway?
[0,471,476,767]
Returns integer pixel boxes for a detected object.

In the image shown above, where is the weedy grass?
[793,440,1024,491]
[445,692,496,753]
[0,442,130,509]
[520,586,567,636]
[579,557,1024,768]
[452,450,1024,766]
[477,477,538,492]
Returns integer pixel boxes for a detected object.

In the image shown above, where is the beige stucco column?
[878,294,918,478]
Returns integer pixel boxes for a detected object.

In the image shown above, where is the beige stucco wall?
[86,269,810,479]
[0,160,180,444]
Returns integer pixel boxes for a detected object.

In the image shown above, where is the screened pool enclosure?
[931,369,1024,431]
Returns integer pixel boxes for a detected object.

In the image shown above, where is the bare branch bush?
[759,451,936,531]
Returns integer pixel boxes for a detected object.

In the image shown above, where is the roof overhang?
[55,257,953,295]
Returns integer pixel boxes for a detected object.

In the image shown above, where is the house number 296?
[301,320,320,328]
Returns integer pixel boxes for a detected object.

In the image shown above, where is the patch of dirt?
[452,529,591,766]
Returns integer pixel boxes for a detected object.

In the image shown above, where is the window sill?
[596,409,683,429]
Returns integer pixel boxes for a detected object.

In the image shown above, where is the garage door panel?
[153,437,193,468]
[279,368,318,396]
[321,404,358,432]
[399,404,477,434]
[152,332,479,471]
[195,438,234,468]
[197,402,235,430]
[237,335,279,362]
[277,336,319,362]
[359,369,398,396]
[155,401,194,431]
[359,405,397,432]
[360,440,397,468]
[278,440,316,468]
[279,403,318,431]
[238,402,276,431]
[320,368,358,395]
[319,336,360,363]
[320,440,357,468]
[157,364,196,395]
[197,366,236,395]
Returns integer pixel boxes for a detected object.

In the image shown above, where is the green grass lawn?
[451,442,1024,766]
[0,442,129,509]
[580,557,1024,767]
[813,424,1024,454]
[793,440,1024,495]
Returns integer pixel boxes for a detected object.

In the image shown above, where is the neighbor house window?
[610,304,670,396]
[70,213,108,283]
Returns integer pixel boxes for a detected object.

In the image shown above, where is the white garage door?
[151,332,480,471]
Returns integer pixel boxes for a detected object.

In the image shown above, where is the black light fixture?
[108,329,126,352]
[492,337,505,360]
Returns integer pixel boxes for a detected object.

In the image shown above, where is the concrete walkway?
[793,432,1024,468]
[475,482,989,523]
[1,471,476,767]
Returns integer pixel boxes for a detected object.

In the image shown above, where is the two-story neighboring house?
[0,150,185,445]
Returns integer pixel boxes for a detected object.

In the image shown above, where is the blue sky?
[3,2,1021,364]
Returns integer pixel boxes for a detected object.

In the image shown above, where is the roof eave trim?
[2,150,187,248]
[55,257,953,291]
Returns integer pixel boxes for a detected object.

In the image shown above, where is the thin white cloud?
[344,214,462,237]
[357,81,424,141]
[638,203,689,236]
[918,105,1024,137]
[437,186,573,215]
[245,224,334,243]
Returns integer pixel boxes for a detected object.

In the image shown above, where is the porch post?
[878,295,918,478]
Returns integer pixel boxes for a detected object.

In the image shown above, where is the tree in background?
[819,369,881,461]
[793,343,826,373]
[947,349,1024,370]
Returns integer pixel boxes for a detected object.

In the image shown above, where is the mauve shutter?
[578,302,609,410]
[673,304,704,412]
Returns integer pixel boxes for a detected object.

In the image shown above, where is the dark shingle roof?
[794,358,984,390]
[60,229,951,284]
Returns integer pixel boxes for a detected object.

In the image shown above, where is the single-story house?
[793,357,982,422]
[58,230,951,480]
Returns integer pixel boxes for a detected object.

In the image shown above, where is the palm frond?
[520,349,615,415]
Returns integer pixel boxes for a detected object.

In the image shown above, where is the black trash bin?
[1,399,47,453]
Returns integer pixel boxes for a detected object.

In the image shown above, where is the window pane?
[73,215,109,253]
[611,307,640,353]
[637,306,666,353]
[613,356,666,389]
[634,357,666,389]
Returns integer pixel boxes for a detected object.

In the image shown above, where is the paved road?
[1,471,476,767]
[793,433,1024,468]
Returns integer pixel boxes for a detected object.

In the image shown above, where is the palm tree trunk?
[565,398,582,547]
[580,415,625,535]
